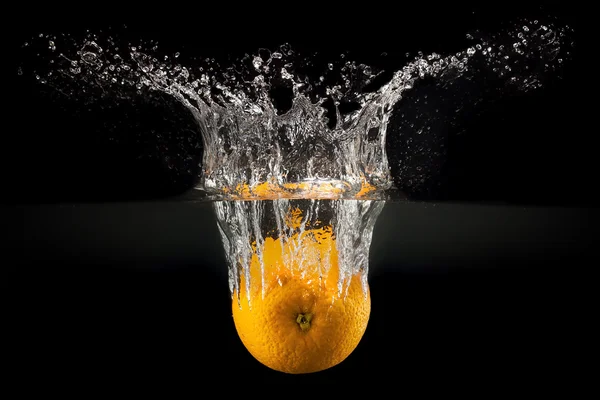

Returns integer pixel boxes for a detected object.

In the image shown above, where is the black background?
[5,2,592,390]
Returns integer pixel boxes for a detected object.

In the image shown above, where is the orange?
[231,218,371,374]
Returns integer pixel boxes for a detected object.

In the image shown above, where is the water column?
[213,199,385,305]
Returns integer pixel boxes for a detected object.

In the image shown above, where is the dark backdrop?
[5,2,592,390]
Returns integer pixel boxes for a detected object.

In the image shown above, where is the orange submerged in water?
[232,222,371,374]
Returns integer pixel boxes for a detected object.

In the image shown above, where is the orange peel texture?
[232,209,370,374]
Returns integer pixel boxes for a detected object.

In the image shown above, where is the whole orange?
[232,224,370,374]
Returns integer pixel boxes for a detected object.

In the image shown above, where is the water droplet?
[252,56,263,70]
[81,51,98,63]
[48,40,56,51]
[175,52,180,58]
[17,67,23,76]
[523,25,529,32]
[328,63,333,70]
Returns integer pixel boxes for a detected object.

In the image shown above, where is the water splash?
[21,19,573,201]
[18,19,573,299]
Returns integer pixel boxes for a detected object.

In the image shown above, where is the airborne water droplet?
[253,56,263,70]
[281,68,293,80]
